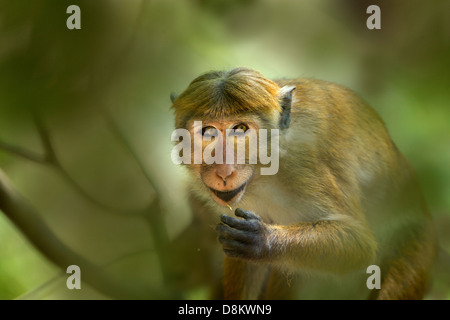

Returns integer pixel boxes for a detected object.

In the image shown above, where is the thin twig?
[38,114,153,215]
[0,140,46,164]
[104,111,162,196]
[32,111,57,164]
[104,111,171,282]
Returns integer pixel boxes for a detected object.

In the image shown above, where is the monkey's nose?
[216,164,234,183]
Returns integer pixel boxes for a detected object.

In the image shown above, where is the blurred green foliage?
[0,0,448,299]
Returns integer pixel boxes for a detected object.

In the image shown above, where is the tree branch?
[0,110,174,297]
[0,168,166,299]
[0,114,153,215]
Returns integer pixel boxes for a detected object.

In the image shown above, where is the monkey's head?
[171,67,295,208]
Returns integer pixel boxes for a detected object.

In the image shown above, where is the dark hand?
[216,208,271,260]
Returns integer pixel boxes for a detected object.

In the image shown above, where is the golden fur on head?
[171,67,282,128]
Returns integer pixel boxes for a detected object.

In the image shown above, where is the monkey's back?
[276,77,434,249]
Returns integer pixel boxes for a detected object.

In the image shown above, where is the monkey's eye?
[232,123,249,134]
[202,126,218,137]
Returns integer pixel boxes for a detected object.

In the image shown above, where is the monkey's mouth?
[209,183,247,204]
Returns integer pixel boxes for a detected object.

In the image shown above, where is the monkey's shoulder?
[277,78,394,164]
[275,77,377,118]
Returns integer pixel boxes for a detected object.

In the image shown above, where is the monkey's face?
[187,119,260,207]
[171,68,292,208]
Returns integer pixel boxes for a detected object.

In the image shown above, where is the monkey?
[170,67,437,300]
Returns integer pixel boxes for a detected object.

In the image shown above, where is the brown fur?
[172,68,281,129]
[172,68,437,299]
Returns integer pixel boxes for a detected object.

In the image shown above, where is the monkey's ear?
[279,85,296,129]
[170,92,179,103]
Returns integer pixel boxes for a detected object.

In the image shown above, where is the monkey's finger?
[235,208,261,221]
[221,240,253,258]
[216,223,255,243]
[222,241,262,260]
[220,214,260,231]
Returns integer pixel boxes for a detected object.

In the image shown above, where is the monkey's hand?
[216,208,272,261]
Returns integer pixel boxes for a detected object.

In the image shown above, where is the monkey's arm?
[216,208,377,274]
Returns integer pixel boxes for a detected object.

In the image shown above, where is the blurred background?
[0,0,449,299]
